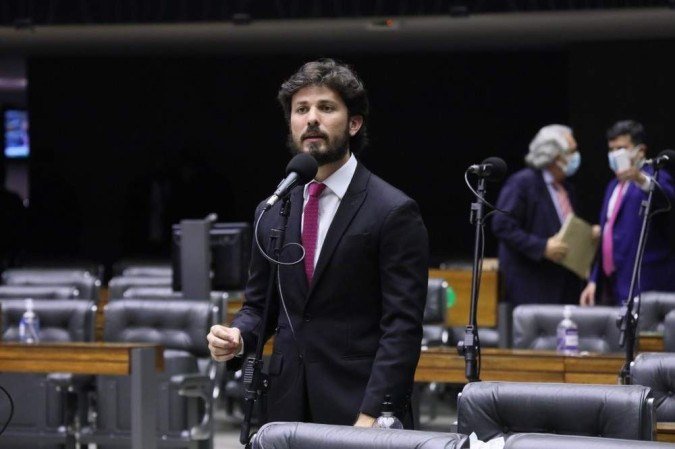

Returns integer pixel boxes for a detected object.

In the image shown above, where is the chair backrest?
[107,275,172,299]
[1,298,96,342]
[0,285,80,299]
[121,266,172,278]
[631,352,675,422]
[663,310,675,352]
[512,304,621,353]
[251,422,468,449]
[1,268,100,302]
[425,278,447,324]
[504,433,672,449]
[457,381,654,441]
[638,291,675,333]
[103,299,213,357]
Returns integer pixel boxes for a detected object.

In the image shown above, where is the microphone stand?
[457,176,486,383]
[240,197,291,446]
[618,169,661,385]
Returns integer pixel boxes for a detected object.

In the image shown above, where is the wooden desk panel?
[416,348,624,385]
[0,342,163,375]
[429,267,498,328]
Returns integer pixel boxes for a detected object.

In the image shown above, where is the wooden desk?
[430,264,499,328]
[639,332,665,352]
[415,347,623,385]
[0,342,163,449]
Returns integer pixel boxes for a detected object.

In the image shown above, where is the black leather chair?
[512,304,622,352]
[504,433,675,449]
[457,381,655,441]
[0,299,96,449]
[79,299,218,449]
[632,353,675,421]
[250,422,469,449]
[0,284,80,299]
[638,291,675,333]
[107,275,173,299]
[1,268,101,303]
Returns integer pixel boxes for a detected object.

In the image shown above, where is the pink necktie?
[553,181,573,222]
[602,182,627,276]
[302,182,326,282]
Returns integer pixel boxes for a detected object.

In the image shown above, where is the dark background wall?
[23,39,675,270]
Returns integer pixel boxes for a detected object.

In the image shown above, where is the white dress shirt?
[302,153,358,268]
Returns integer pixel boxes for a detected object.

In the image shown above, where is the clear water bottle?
[373,395,403,429]
[556,305,579,355]
[19,298,40,344]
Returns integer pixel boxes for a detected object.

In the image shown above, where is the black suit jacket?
[231,162,428,426]
[491,167,583,304]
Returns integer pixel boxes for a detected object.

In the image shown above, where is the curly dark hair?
[277,58,369,153]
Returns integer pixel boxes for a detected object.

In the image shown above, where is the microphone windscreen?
[286,153,319,184]
[657,149,675,170]
[482,156,508,182]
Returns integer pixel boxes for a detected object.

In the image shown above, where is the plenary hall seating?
[79,298,219,449]
[0,299,96,449]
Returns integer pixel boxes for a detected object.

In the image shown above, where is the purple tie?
[303,182,326,282]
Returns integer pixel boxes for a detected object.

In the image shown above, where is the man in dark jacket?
[207,59,428,428]
[492,124,585,305]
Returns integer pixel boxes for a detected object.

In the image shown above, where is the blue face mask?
[563,151,581,177]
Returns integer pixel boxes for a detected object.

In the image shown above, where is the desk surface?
[416,347,624,385]
[0,342,164,375]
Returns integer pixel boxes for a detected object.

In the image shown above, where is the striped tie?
[302,182,326,283]
[553,181,573,222]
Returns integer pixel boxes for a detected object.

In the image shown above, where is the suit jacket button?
[304,314,312,322]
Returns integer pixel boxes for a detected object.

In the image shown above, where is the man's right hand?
[544,236,568,262]
[580,282,596,307]
[207,325,242,362]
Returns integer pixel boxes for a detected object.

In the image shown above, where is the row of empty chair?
[0,297,220,449]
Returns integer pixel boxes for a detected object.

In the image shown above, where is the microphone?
[264,153,318,210]
[645,149,675,170]
[467,157,508,182]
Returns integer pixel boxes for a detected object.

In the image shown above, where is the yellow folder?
[556,214,598,279]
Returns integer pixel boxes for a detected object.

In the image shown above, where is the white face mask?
[608,146,639,172]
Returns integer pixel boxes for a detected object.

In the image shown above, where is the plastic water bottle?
[556,305,579,355]
[373,395,403,429]
[19,298,40,344]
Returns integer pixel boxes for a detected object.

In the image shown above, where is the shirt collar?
[304,153,357,200]
[542,169,556,185]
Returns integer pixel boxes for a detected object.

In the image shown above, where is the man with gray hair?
[492,124,585,305]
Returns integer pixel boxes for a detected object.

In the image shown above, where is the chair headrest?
[638,291,675,333]
[0,285,80,299]
[251,422,468,449]
[512,304,622,353]
[458,381,653,441]
[1,299,96,342]
[424,278,447,324]
[103,299,213,357]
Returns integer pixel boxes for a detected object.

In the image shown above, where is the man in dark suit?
[207,59,428,428]
[580,120,675,306]
[492,124,585,305]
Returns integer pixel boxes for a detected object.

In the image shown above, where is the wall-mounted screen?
[4,109,29,158]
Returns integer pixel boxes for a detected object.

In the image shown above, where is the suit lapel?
[535,170,561,226]
[306,163,370,301]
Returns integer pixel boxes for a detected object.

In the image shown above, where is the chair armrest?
[171,373,212,440]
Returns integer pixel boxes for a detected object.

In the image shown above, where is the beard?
[288,125,351,166]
